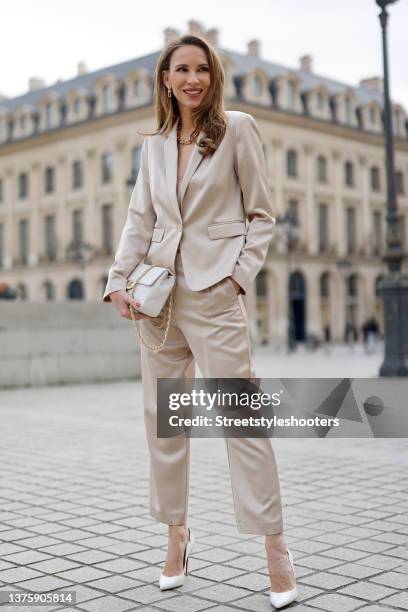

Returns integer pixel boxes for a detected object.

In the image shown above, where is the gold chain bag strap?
[126,263,176,352]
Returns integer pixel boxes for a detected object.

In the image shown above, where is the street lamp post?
[375,0,408,376]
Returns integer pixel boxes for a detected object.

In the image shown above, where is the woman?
[103,34,297,609]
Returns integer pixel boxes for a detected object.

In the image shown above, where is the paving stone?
[380,591,408,609]
[28,558,80,574]
[193,565,244,582]
[56,566,110,583]
[79,595,136,611]
[0,567,44,584]
[298,570,355,590]
[304,593,364,611]
[369,571,408,589]
[328,563,383,580]
[338,581,397,601]
[15,575,74,592]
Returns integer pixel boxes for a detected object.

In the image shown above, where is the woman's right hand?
[109,290,155,321]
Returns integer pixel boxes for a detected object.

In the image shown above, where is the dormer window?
[102,84,111,113]
[254,75,263,97]
[344,97,352,124]
[45,103,53,128]
[287,81,295,110]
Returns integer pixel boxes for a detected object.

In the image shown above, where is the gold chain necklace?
[177,123,199,145]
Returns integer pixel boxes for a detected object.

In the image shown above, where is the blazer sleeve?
[102,137,156,302]
[230,113,276,295]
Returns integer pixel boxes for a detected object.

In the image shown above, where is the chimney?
[77,61,88,76]
[163,27,181,46]
[188,20,205,37]
[359,76,383,93]
[28,77,46,91]
[300,54,313,72]
[247,39,260,57]
[206,28,219,46]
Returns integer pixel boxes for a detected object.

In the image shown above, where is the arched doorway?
[289,271,306,341]
[67,279,84,300]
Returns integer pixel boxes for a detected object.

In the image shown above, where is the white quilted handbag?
[126,262,175,351]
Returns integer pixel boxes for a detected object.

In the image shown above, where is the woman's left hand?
[229,277,241,294]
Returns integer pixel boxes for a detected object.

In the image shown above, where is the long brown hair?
[144,34,227,157]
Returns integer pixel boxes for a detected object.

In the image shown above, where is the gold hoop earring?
[167,88,172,98]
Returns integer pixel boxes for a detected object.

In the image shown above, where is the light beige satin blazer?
[102,110,276,302]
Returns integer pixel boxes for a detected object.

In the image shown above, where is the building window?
[0,178,3,204]
[18,218,29,265]
[344,161,354,187]
[67,279,84,300]
[320,272,329,298]
[287,149,298,177]
[44,166,55,194]
[318,204,328,253]
[102,84,111,112]
[317,155,327,183]
[0,223,3,268]
[395,171,404,195]
[72,209,83,245]
[44,281,55,301]
[373,211,382,255]
[18,172,29,199]
[370,166,380,192]
[131,146,142,180]
[101,153,113,184]
[45,103,53,128]
[347,274,358,297]
[369,107,376,125]
[45,214,57,261]
[393,110,401,136]
[346,207,356,254]
[101,204,113,255]
[20,115,26,133]
[72,160,84,189]
[254,75,263,97]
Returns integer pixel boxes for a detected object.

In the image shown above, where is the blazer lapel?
[164,121,180,221]
[178,128,206,208]
[164,122,206,216]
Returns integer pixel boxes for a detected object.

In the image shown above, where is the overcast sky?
[2,0,408,106]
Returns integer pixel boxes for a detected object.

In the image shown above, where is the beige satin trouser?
[139,250,283,535]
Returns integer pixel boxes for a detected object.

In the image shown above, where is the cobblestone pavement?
[0,344,407,611]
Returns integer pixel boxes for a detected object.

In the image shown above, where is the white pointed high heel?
[159,527,195,590]
[269,548,298,609]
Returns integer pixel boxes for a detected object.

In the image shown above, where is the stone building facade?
[1,21,408,346]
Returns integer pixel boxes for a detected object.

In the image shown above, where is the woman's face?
[163,45,211,112]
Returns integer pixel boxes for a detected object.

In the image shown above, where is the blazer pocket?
[208,220,247,240]
[151,227,165,242]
